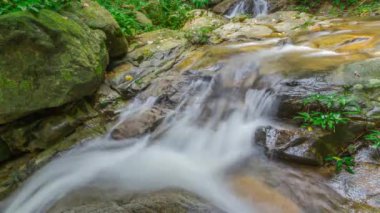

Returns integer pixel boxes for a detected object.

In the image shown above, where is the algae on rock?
[0,10,108,124]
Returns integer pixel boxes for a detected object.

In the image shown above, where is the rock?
[267,0,289,12]
[0,101,98,154]
[255,121,374,167]
[0,115,108,199]
[0,140,11,163]
[111,106,168,140]
[110,29,189,97]
[94,84,124,112]
[135,11,152,25]
[276,75,341,119]
[212,22,273,42]
[183,10,227,31]
[63,0,128,58]
[0,10,108,124]
[254,11,318,35]
[255,126,326,166]
[213,0,239,14]
[49,190,221,213]
[331,58,380,86]
[233,176,301,212]
[329,147,380,210]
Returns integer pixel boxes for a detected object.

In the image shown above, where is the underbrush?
[0,0,75,15]
[1,0,210,36]
[99,0,210,36]
[293,0,380,16]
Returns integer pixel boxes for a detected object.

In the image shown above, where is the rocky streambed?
[0,2,380,212]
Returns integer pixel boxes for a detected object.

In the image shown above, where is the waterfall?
[254,0,268,17]
[1,46,286,213]
[226,0,268,18]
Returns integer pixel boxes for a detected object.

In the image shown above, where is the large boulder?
[62,0,128,58]
[183,10,228,31]
[0,10,108,124]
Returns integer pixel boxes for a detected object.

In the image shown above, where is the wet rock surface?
[49,190,222,213]
[2,8,380,212]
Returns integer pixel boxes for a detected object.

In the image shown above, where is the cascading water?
[1,45,284,213]
[226,0,268,18]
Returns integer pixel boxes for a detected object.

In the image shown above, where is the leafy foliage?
[96,0,153,36]
[352,1,380,16]
[294,93,361,132]
[0,0,75,15]
[1,0,210,36]
[325,156,355,174]
[295,112,349,132]
[191,0,209,8]
[365,130,380,150]
[97,0,210,36]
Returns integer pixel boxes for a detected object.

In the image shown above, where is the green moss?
[0,10,107,124]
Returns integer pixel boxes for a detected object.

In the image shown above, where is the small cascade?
[226,0,268,18]
[1,46,284,213]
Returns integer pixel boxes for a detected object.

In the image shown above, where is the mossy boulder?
[62,0,128,58]
[183,10,227,31]
[0,10,108,124]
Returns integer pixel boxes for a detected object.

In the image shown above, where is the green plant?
[185,26,214,45]
[365,130,380,150]
[0,0,75,15]
[294,93,361,132]
[295,111,349,131]
[351,1,380,16]
[96,0,153,36]
[191,0,209,8]
[325,156,355,174]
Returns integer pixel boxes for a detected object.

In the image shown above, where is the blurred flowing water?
[2,32,374,211]
[226,0,268,18]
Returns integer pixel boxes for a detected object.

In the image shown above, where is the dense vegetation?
[294,0,380,16]
[0,0,75,15]
[1,0,379,37]
[0,0,209,36]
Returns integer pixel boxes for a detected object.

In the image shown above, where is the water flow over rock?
[226,0,268,18]
[1,48,280,213]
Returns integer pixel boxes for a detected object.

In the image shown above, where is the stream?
[2,5,380,213]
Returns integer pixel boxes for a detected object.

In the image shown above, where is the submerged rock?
[0,10,108,124]
[49,190,222,213]
[111,106,168,140]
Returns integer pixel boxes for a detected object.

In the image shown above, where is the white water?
[1,45,314,213]
[226,0,268,18]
